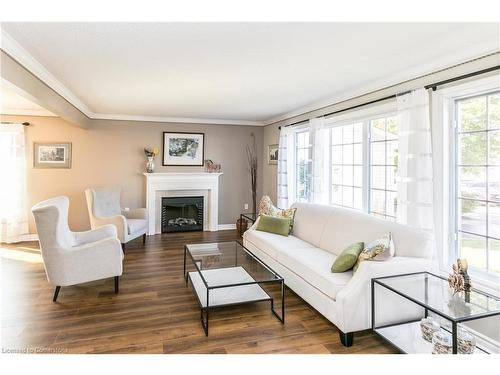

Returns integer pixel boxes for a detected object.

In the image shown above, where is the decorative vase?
[146,157,155,173]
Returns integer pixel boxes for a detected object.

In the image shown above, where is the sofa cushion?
[317,205,434,258]
[244,229,315,259]
[127,218,147,235]
[276,246,352,300]
[290,202,335,248]
[255,215,292,236]
[331,242,364,273]
[92,187,121,217]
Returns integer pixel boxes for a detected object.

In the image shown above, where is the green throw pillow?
[331,242,364,273]
[255,215,292,236]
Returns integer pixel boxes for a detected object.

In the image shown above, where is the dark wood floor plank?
[0,231,396,354]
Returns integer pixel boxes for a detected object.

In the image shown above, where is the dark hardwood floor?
[0,230,395,354]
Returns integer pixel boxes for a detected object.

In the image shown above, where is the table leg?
[183,246,188,285]
[271,280,285,323]
[371,279,375,330]
[452,322,457,354]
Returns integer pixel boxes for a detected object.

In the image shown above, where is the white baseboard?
[2,233,39,243]
[217,224,236,231]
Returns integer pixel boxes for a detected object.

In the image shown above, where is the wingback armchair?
[85,187,148,250]
[31,196,123,302]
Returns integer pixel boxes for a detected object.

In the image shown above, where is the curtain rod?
[0,121,30,126]
[279,64,500,130]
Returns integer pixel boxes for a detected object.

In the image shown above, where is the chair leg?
[53,286,61,302]
[114,276,119,294]
[121,243,125,251]
[142,233,146,245]
[339,331,354,347]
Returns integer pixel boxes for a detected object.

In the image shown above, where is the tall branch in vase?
[246,133,258,214]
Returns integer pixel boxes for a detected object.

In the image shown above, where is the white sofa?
[243,202,433,346]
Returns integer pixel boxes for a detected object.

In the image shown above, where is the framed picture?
[268,144,279,165]
[163,132,204,166]
[33,142,72,168]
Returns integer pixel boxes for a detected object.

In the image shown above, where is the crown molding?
[0,108,58,117]
[1,30,95,117]
[91,113,264,126]
[1,30,266,127]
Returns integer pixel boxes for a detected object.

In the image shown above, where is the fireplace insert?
[161,196,203,233]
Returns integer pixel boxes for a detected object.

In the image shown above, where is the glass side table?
[372,272,500,354]
[240,212,257,225]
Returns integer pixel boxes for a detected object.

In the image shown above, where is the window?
[290,104,399,220]
[327,111,398,220]
[454,91,500,273]
[331,123,364,209]
[294,130,312,202]
[369,115,398,220]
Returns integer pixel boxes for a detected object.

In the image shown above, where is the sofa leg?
[121,243,125,251]
[142,233,146,245]
[53,286,61,302]
[339,331,353,347]
[114,276,119,294]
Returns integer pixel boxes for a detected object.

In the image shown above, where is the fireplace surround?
[144,173,223,234]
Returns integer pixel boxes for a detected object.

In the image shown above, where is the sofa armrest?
[92,215,127,243]
[336,256,431,302]
[56,237,123,285]
[73,224,117,246]
[122,208,147,220]
[334,256,431,333]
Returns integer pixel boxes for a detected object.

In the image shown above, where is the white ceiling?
[1,22,499,125]
[0,82,56,117]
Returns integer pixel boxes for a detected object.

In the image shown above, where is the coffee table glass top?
[185,241,281,287]
[375,272,500,321]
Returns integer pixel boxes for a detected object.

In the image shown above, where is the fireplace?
[161,196,204,233]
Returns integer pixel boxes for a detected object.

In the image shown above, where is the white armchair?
[85,187,148,250]
[31,196,123,302]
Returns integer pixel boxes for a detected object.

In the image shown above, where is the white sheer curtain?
[396,88,434,233]
[310,117,329,204]
[0,123,29,243]
[277,125,295,209]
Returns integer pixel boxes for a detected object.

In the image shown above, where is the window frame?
[324,102,398,217]
[293,128,312,203]
[432,74,500,287]
[451,89,500,276]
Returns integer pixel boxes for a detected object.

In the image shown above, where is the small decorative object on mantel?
[420,317,440,342]
[204,159,221,173]
[448,258,472,295]
[144,147,159,173]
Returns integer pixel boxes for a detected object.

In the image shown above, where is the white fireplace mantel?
[144,172,223,234]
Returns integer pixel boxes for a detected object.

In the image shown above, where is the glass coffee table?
[372,272,500,354]
[183,241,285,335]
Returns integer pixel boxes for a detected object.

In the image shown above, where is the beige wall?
[1,115,263,233]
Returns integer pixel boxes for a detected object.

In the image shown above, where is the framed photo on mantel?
[163,132,205,166]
